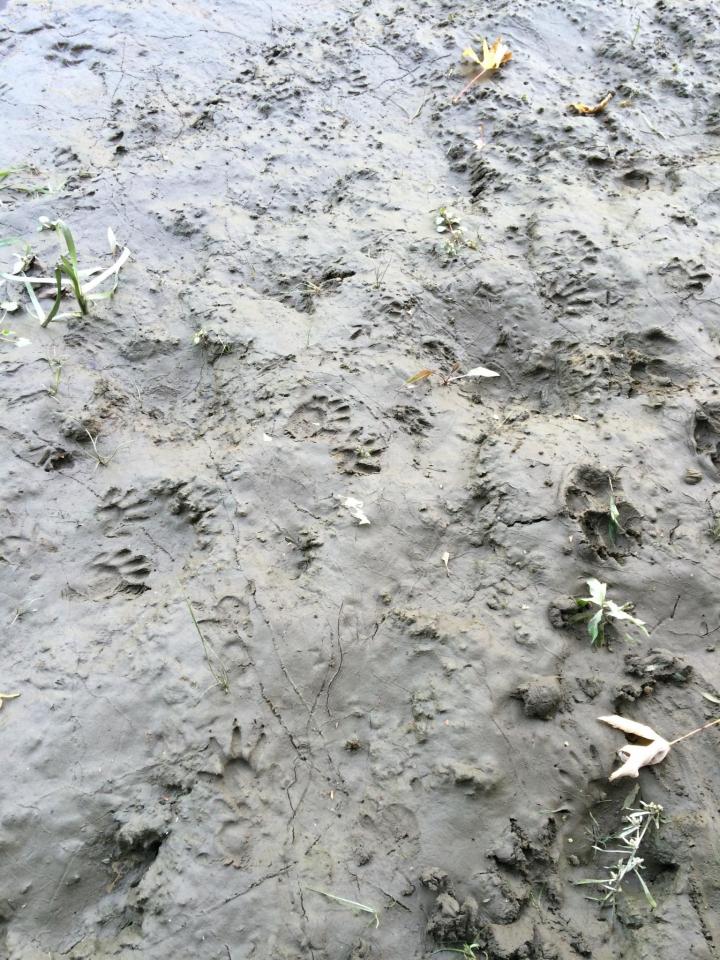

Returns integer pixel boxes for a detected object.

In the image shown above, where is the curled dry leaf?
[448,365,500,381]
[598,715,671,781]
[405,368,434,386]
[569,92,613,116]
[441,550,450,575]
[343,497,370,526]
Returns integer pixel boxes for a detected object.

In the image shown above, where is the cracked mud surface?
[2,0,720,957]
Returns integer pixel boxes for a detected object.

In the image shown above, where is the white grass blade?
[23,276,46,323]
[82,246,130,293]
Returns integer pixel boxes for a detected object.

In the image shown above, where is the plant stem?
[669,716,720,746]
[452,67,491,103]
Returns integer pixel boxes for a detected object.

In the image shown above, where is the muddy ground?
[2,0,720,957]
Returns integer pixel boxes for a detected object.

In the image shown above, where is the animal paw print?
[542,274,595,315]
[564,465,640,560]
[531,228,600,272]
[99,487,153,525]
[45,40,93,66]
[390,404,432,436]
[345,66,369,96]
[659,257,711,295]
[23,437,73,471]
[693,403,720,470]
[331,429,386,475]
[212,721,287,869]
[90,546,152,595]
[469,156,499,201]
[375,290,418,318]
[285,394,352,439]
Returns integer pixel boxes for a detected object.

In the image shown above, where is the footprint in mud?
[20,436,74,471]
[390,404,432,436]
[88,546,152,596]
[659,257,712,295]
[564,465,641,560]
[212,721,286,869]
[355,801,420,861]
[621,328,687,396]
[468,156,500,201]
[99,487,154,525]
[285,394,352,440]
[331,429,386,475]
[707,102,720,135]
[527,329,686,408]
[45,40,95,66]
[542,274,595,315]
[529,226,601,271]
[345,66,369,96]
[692,403,720,471]
[373,289,419,321]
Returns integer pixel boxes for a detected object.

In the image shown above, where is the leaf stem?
[452,67,491,103]
[669,716,720,746]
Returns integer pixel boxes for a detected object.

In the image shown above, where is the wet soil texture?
[2,0,720,957]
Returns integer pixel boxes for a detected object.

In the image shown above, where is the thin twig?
[185,595,230,693]
[669,716,720,746]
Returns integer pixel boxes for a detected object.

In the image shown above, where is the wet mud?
[1,0,720,957]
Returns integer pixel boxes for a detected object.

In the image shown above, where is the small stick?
[452,67,490,104]
[669,716,720,746]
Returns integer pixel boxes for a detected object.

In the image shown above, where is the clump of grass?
[577,801,663,912]
[573,578,648,647]
[372,255,392,289]
[1,221,130,326]
[83,428,130,470]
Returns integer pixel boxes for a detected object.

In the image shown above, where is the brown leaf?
[569,92,613,116]
[598,715,671,781]
[405,368,434,385]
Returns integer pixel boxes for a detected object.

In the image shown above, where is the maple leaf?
[598,715,671,781]
[569,92,613,116]
[454,37,512,103]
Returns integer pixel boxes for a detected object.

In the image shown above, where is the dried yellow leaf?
[462,46,482,66]
[480,37,512,72]
[453,37,512,103]
[569,91,613,116]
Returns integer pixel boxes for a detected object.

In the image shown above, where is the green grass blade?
[41,265,66,327]
[56,220,79,270]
